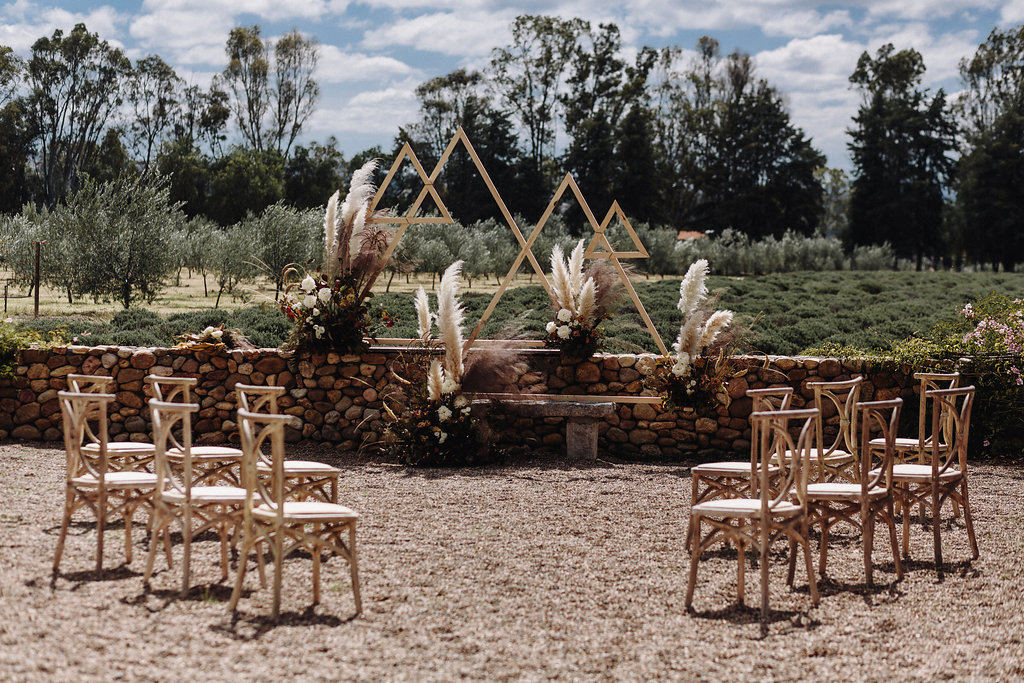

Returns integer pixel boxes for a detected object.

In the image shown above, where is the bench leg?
[566,418,598,460]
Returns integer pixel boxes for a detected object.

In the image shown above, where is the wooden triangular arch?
[366,127,668,356]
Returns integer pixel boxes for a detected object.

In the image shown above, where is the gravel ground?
[1,442,1023,681]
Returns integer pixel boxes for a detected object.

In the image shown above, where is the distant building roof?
[677,230,706,241]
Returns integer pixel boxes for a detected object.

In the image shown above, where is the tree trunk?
[215,287,223,308]
[203,273,208,297]
[386,271,395,292]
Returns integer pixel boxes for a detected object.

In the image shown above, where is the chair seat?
[691,498,801,518]
[72,471,160,489]
[253,501,359,522]
[168,445,243,461]
[889,463,963,482]
[780,448,852,463]
[256,460,339,475]
[82,441,155,455]
[162,485,250,504]
[868,437,948,452]
[807,482,887,500]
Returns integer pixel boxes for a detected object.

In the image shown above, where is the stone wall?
[0,345,914,459]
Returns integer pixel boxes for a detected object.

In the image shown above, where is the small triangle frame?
[584,201,649,260]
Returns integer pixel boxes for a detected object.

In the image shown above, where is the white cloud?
[308,79,420,137]
[139,0,331,23]
[360,10,516,57]
[0,2,126,52]
[318,44,417,83]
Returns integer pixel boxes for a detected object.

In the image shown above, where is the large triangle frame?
[365,126,668,356]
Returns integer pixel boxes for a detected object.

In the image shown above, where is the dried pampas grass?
[437,260,466,384]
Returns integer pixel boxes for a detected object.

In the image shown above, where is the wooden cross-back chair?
[891,385,979,568]
[870,372,960,465]
[685,387,793,548]
[229,409,361,618]
[145,375,243,487]
[235,384,341,503]
[66,373,155,471]
[803,377,862,483]
[143,399,253,596]
[685,407,820,622]
[52,391,159,577]
[804,398,904,585]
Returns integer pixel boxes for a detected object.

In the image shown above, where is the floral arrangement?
[649,259,736,411]
[543,240,620,358]
[173,324,252,352]
[383,261,484,466]
[281,160,393,354]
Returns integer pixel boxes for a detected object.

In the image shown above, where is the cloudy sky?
[1,0,1021,169]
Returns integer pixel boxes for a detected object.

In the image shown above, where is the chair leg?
[124,504,134,565]
[960,480,979,560]
[96,489,107,573]
[686,477,699,548]
[181,515,192,597]
[802,521,819,606]
[886,498,903,580]
[863,509,874,586]
[818,518,829,579]
[52,489,75,576]
[272,532,284,619]
[219,515,230,581]
[143,507,165,587]
[901,494,911,558]
[349,523,362,615]
[932,486,943,568]
[228,533,253,612]
[312,531,322,606]
[760,532,770,622]
[684,515,700,611]
[736,535,745,606]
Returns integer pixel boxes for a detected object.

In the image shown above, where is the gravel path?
[1,442,1022,681]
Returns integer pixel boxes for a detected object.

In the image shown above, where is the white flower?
[557,308,572,322]
[557,325,570,339]
[438,431,448,444]
[211,329,223,339]
[437,405,453,422]
[300,275,316,292]
[546,321,557,334]
[311,308,320,317]
[671,362,688,377]
[314,325,325,338]
[318,287,332,303]
[203,326,215,335]
[303,294,317,308]
[441,377,459,394]
[453,395,467,408]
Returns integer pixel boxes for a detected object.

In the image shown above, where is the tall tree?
[22,23,131,205]
[218,25,320,159]
[0,47,33,211]
[284,138,344,209]
[490,15,585,182]
[177,83,230,157]
[271,29,319,159]
[956,26,1024,271]
[219,25,270,153]
[847,44,956,268]
[127,55,183,171]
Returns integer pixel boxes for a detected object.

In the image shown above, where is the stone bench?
[472,397,616,460]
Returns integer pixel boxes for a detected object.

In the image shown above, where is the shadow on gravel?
[214,606,356,641]
[686,602,822,639]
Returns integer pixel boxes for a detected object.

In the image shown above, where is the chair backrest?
[749,407,818,512]
[66,374,114,393]
[59,391,115,481]
[235,384,285,414]
[237,409,293,520]
[146,375,198,403]
[806,376,863,459]
[746,386,794,412]
[149,399,199,497]
[913,371,959,449]
[856,398,903,492]
[926,386,975,476]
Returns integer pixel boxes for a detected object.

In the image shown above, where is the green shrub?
[0,322,63,378]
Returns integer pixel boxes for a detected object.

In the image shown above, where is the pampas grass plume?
[675,315,703,360]
[437,260,465,383]
[414,286,432,343]
[323,190,340,276]
[678,259,709,316]
[699,310,733,349]
[568,239,585,300]
[550,243,573,312]
[427,359,443,402]
[577,278,596,327]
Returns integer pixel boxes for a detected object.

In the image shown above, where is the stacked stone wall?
[0,346,914,459]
